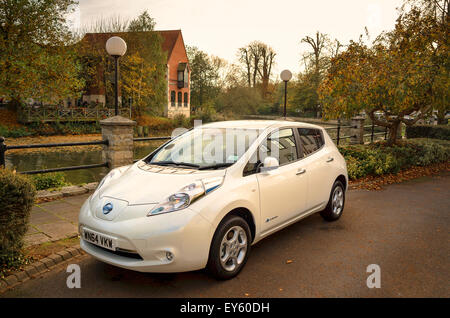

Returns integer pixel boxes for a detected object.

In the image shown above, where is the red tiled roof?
[81,30,182,61]
[157,30,181,58]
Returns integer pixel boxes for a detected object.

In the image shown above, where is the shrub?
[406,125,450,140]
[0,124,32,138]
[137,115,174,132]
[0,169,36,266]
[173,113,190,128]
[30,172,68,190]
[340,139,450,180]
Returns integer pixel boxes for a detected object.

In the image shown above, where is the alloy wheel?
[219,226,247,272]
[332,186,344,215]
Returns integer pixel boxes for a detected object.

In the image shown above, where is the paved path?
[25,194,89,246]
[5,172,450,297]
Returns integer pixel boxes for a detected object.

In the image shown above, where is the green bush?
[0,169,36,266]
[30,172,68,190]
[0,125,32,138]
[340,139,450,180]
[173,113,191,128]
[406,125,450,140]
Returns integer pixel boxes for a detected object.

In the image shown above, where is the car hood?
[97,162,227,205]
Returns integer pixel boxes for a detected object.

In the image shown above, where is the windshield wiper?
[198,163,234,170]
[151,161,200,168]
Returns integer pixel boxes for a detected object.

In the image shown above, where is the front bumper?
[78,198,214,273]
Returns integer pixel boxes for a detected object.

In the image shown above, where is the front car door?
[245,127,308,234]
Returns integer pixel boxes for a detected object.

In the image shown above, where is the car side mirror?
[261,156,279,173]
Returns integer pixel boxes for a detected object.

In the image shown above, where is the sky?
[70,0,404,75]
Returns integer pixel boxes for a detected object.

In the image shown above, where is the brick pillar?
[100,116,136,170]
[350,116,365,145]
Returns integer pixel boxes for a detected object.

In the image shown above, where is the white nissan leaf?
[79,120,348,279]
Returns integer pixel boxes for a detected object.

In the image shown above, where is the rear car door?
[296,128,333,211]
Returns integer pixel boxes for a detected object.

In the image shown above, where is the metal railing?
[133,136,171,142]
[0,121,390,175]
[0,136,108,174]
[324,121,388,145]
[324,120,356,146]
[364,123,388,143]
[17,106,131,123]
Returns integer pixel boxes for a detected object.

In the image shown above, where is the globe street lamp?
[280,69,292,119]
[106,36,127,116]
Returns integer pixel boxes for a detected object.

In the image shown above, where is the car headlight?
[148,176,224,216]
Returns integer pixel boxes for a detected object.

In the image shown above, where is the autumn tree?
[79,11,167,117]
[0,0,84,108]
[186,46,224,112]
[238,41,276,97]
[405,0,449,123]
[291,72,320,116]
[122,12,166,117]
[319,2,449,145]
[128,11,155,32]
[295,32,335,117]
[215,86,267,116]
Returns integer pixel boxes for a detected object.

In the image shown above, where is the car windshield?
[148,128,259,169]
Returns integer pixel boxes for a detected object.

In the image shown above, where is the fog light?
[166,251,174,261]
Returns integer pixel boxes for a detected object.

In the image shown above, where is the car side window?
[262,128,298,165]
[243,128,299,176]
[297,128,324,155]
[243,151,259,177]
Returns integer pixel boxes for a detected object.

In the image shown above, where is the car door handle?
[296,168,306,175]
[326,157,334,163]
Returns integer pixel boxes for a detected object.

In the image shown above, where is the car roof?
[198,120,324,130]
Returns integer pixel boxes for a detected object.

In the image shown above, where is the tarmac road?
[2,172,449,298]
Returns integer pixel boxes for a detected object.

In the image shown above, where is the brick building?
[81,30,190,118]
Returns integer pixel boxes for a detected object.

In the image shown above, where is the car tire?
[207,215,251,280]
[320,180,345,222]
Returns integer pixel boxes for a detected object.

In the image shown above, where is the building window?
[171,91,176,107]
[178,92,182,107]
[184,93,188,107]
[177,63,188,89]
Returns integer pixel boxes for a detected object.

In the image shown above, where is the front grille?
[86,241,143,260]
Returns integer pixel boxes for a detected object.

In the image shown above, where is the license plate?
[82,228,116,251]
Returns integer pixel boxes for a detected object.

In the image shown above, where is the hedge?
[31,172,68,190]
[0,169,36,266]
[406,125,450,140]
[340,139,450,180]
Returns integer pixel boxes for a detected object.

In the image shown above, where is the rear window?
[297,128,324,155]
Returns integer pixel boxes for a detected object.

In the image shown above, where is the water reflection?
[5,143,161,185]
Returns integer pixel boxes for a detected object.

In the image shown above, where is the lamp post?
[280,69,292,119]
[106,36,127,116]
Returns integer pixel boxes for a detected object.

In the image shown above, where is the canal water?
[5,143,162,185]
